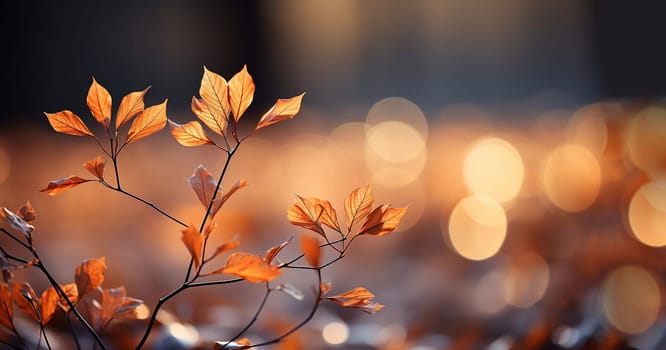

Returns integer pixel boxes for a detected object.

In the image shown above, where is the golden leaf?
[44,110,94,137]
[324,287,384,314]
[300,235,321,268]
[83,156,105,180]
[192,97,226,136]
[214,252,281,283]
[265,236,293,265]
[86,77,112,128]
[168,120,216,147]
[228,65,255,122]
[287,196,325,237]
[75,257,106,297]
[358,205,408,237]
[125,99,167,144]
[344,185,374,231]
[40,176,91,196]
[200,66,230,129]
[116,87,149,129]
[255,93,305,131]
[181,224,203,270]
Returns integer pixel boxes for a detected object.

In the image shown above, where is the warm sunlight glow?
[366,97,428,137]
[447,195,507,260]
[602,266,661,334]
[565,103,608,156]
[166,322,200,346]
[366,121,426,163]
[542,144,601,212]
[0,146,9,185]
[463,137,524,203]
[322,321,350,345]
[626,105,666,178]
[503,252,550,308]
[473,269,507,314]
[628,181,666,247]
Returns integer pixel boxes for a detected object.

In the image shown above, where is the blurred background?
[1,1,666,349]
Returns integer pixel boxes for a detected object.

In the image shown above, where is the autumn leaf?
[84,156,106,180]
[11,282,40,323]
[317,199,340,232]
[87,77,112,128]
[228,65,255,122]
[116,87,149,130]
[16,200,36,222]
[345,185,374,231]
[44,110,94,137]
[214,252,281,283]
[287,196,325,237]
[220,179,248,207]
[100,287,143,327]
[358,205,408,237]
[188,164,218,209]
[200,66,230,129]
[255,93,304,131]
[1,207,34,239]
[75,257,106,297]
[46,283,78,313]
[181,225,203,270]
[125,99,168,144]
[0,283,14,331]
[324,287,385,314]
[168,120,216,147]
[192,97,226,136]
[265,236,293,265]
[40,286,59,325]
[300,235,321,268]
[40,176,91,196]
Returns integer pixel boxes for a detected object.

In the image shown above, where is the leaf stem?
[100,181,187,227]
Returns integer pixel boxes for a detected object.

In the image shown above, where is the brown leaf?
[16,200,36,222]
[199,66,230,130]
[40,176,91,196]
[188,165,218,209]
[0,283,14,330]
[300,235,321,268]
[265,236,293,265]
[40,287,59,325]
[287,196,325,237]
[44,110,94,137]
[49,283,78,313]
[87,77,112,128]
[1,207,34,239]
[116,87,149,129]
[344,185,374,231]
[324,287,384,314]
[181,225,203,270]
[11,282,40,323]
[214,252,281,283]
[228,65,255,122]
[75,257,106,297]
[358,205,408,237]
[255,93,305,131]
[192,97,226,136]
[125,99,168,144]
[100,287,143,327]
[83,156,105,180]
[168,120,216,147]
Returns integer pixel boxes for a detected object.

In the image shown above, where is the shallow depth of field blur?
[1,1,666,349]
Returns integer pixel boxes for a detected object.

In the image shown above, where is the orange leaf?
[16,200,36,222]
[48,283,78,313]
[344,185,374,231]
[0,283,13,331]
[199,66,230,131]
[100,287,143,327]
[40,287,59,325]
[215,252,281,282]
[192,97,226,136]
[87,77,112,128]
[75,257,106,297]
[168,120,216,147]
[220,179,248,207]
[325,287,384,314]
[208,238,240,262]
[40,176,91,196]
[317,199,340,232]
[44,110,94,136]
[300,235,321,268]
[11,282,40,323]
[228,65,255,122]
[265,236,293,265]
[287,196,325,237]
[83,156,105,180]
[255,93,305,131]
[181,224,203,270]
[1,207,34,239]
[358,205,408,237]
[125,99,167,144]
[188,165,218,210]
[116,87,149,129]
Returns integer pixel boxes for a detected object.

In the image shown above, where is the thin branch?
[220,285,272,348]
[99,181,187,227]
[134,284,187,349]
[0,228,30,250]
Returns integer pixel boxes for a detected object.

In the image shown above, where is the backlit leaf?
[0,283,13,330]
[16,200,36,222]
[44,110,94,136]
[192,97,226,136]
[318,199,340,232]
[344,185,374,231]
[220,179,248,207]
[11,282,39,323]
[83,156,105,180]
[228,65,255,122]
[75,257,106,297]
[100,287,143,326]
[40,286,58,325]
[208,238,240,262]
[116,87,149,129]
[181,224,203,270]
[40,176,91,196]
[255,93,305,131]
[215,252,281,283]
[200,66,230,129]
[125,99,167,144]
[287,196,325,237]
[188,165,217,209]
[324,287,384,314]
[300,235,321,268]
[168,120,216,147]
[265,236,293,265]
[1,207,34,239]
[48,283,78,312]
[87,77,112,128]
[358,205,408,237]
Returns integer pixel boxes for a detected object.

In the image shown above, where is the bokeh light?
[322,321,349,346]
[463,137,524,203]
[628,181,666,247]
[446,194,507,261]
[541,144,601,212]
[601,266,661,334]
[565,103,609,156]
[503,252,550,308]
[366,121,426,163]
[626,104,666,178]
[365,97,428,137]
[473,268,507,315]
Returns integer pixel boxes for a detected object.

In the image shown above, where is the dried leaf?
[100,287,143,327]
[125,99,168,144]
[208,238,240,262]
[49,283,78,312]
[255,93,305,131]
[200,66,230,130]
[344,185,374,231]
[325,287,385,314]
[40,287,59,325]
[276,283,304,301]
[87,77,112,128]
[0,283,14,330]
[16,200,36,222]
[40,176,91,196]
[75,257,106,297]
[220,179,248,207]
[83,156,105,180]
[1,207,34,239]
[181,225,203,270]
[300,235,321,268]
[188,165,218,209]
[287,196,325,237]
[265,236,294,265]
[358,205,408,237]
[228,65,255,122]
[11,282,39,323]
[192,97,226,136]
[116,87,149,129]
[44,110,94,137]
[168,120,216,146]
[215,252,281,283]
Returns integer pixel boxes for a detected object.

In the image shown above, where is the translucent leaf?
[83,156,105,180]
[16,200,36,222]
[325,287,384,314]
[11,282,39,323]
[40,286,59,325]
[44,110,94,136]
[255,93,305,131]
[0,283,14,331]
[192,97,226,136]
[1,207,34,239]
[181,225,203,270]
[100,287,144,326]
[220,179,248,207]
[358,205,408,237]
[287,196,325,237]
[228,65,255,122]
[116,87,149,129]
[188,165,218,210]
[86,77,112,128]
[265,236,293,265]
[40,176,91,196]
[199,66,230,131]
[75,257,106,297]
[125,99,168,144]
[344,185,374,231]
[300,235,321,268]
[208,238,240,262]
[168,120,216,147]
[213,252,281,283]
[276,283,304,301]
[48,283,78,313]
